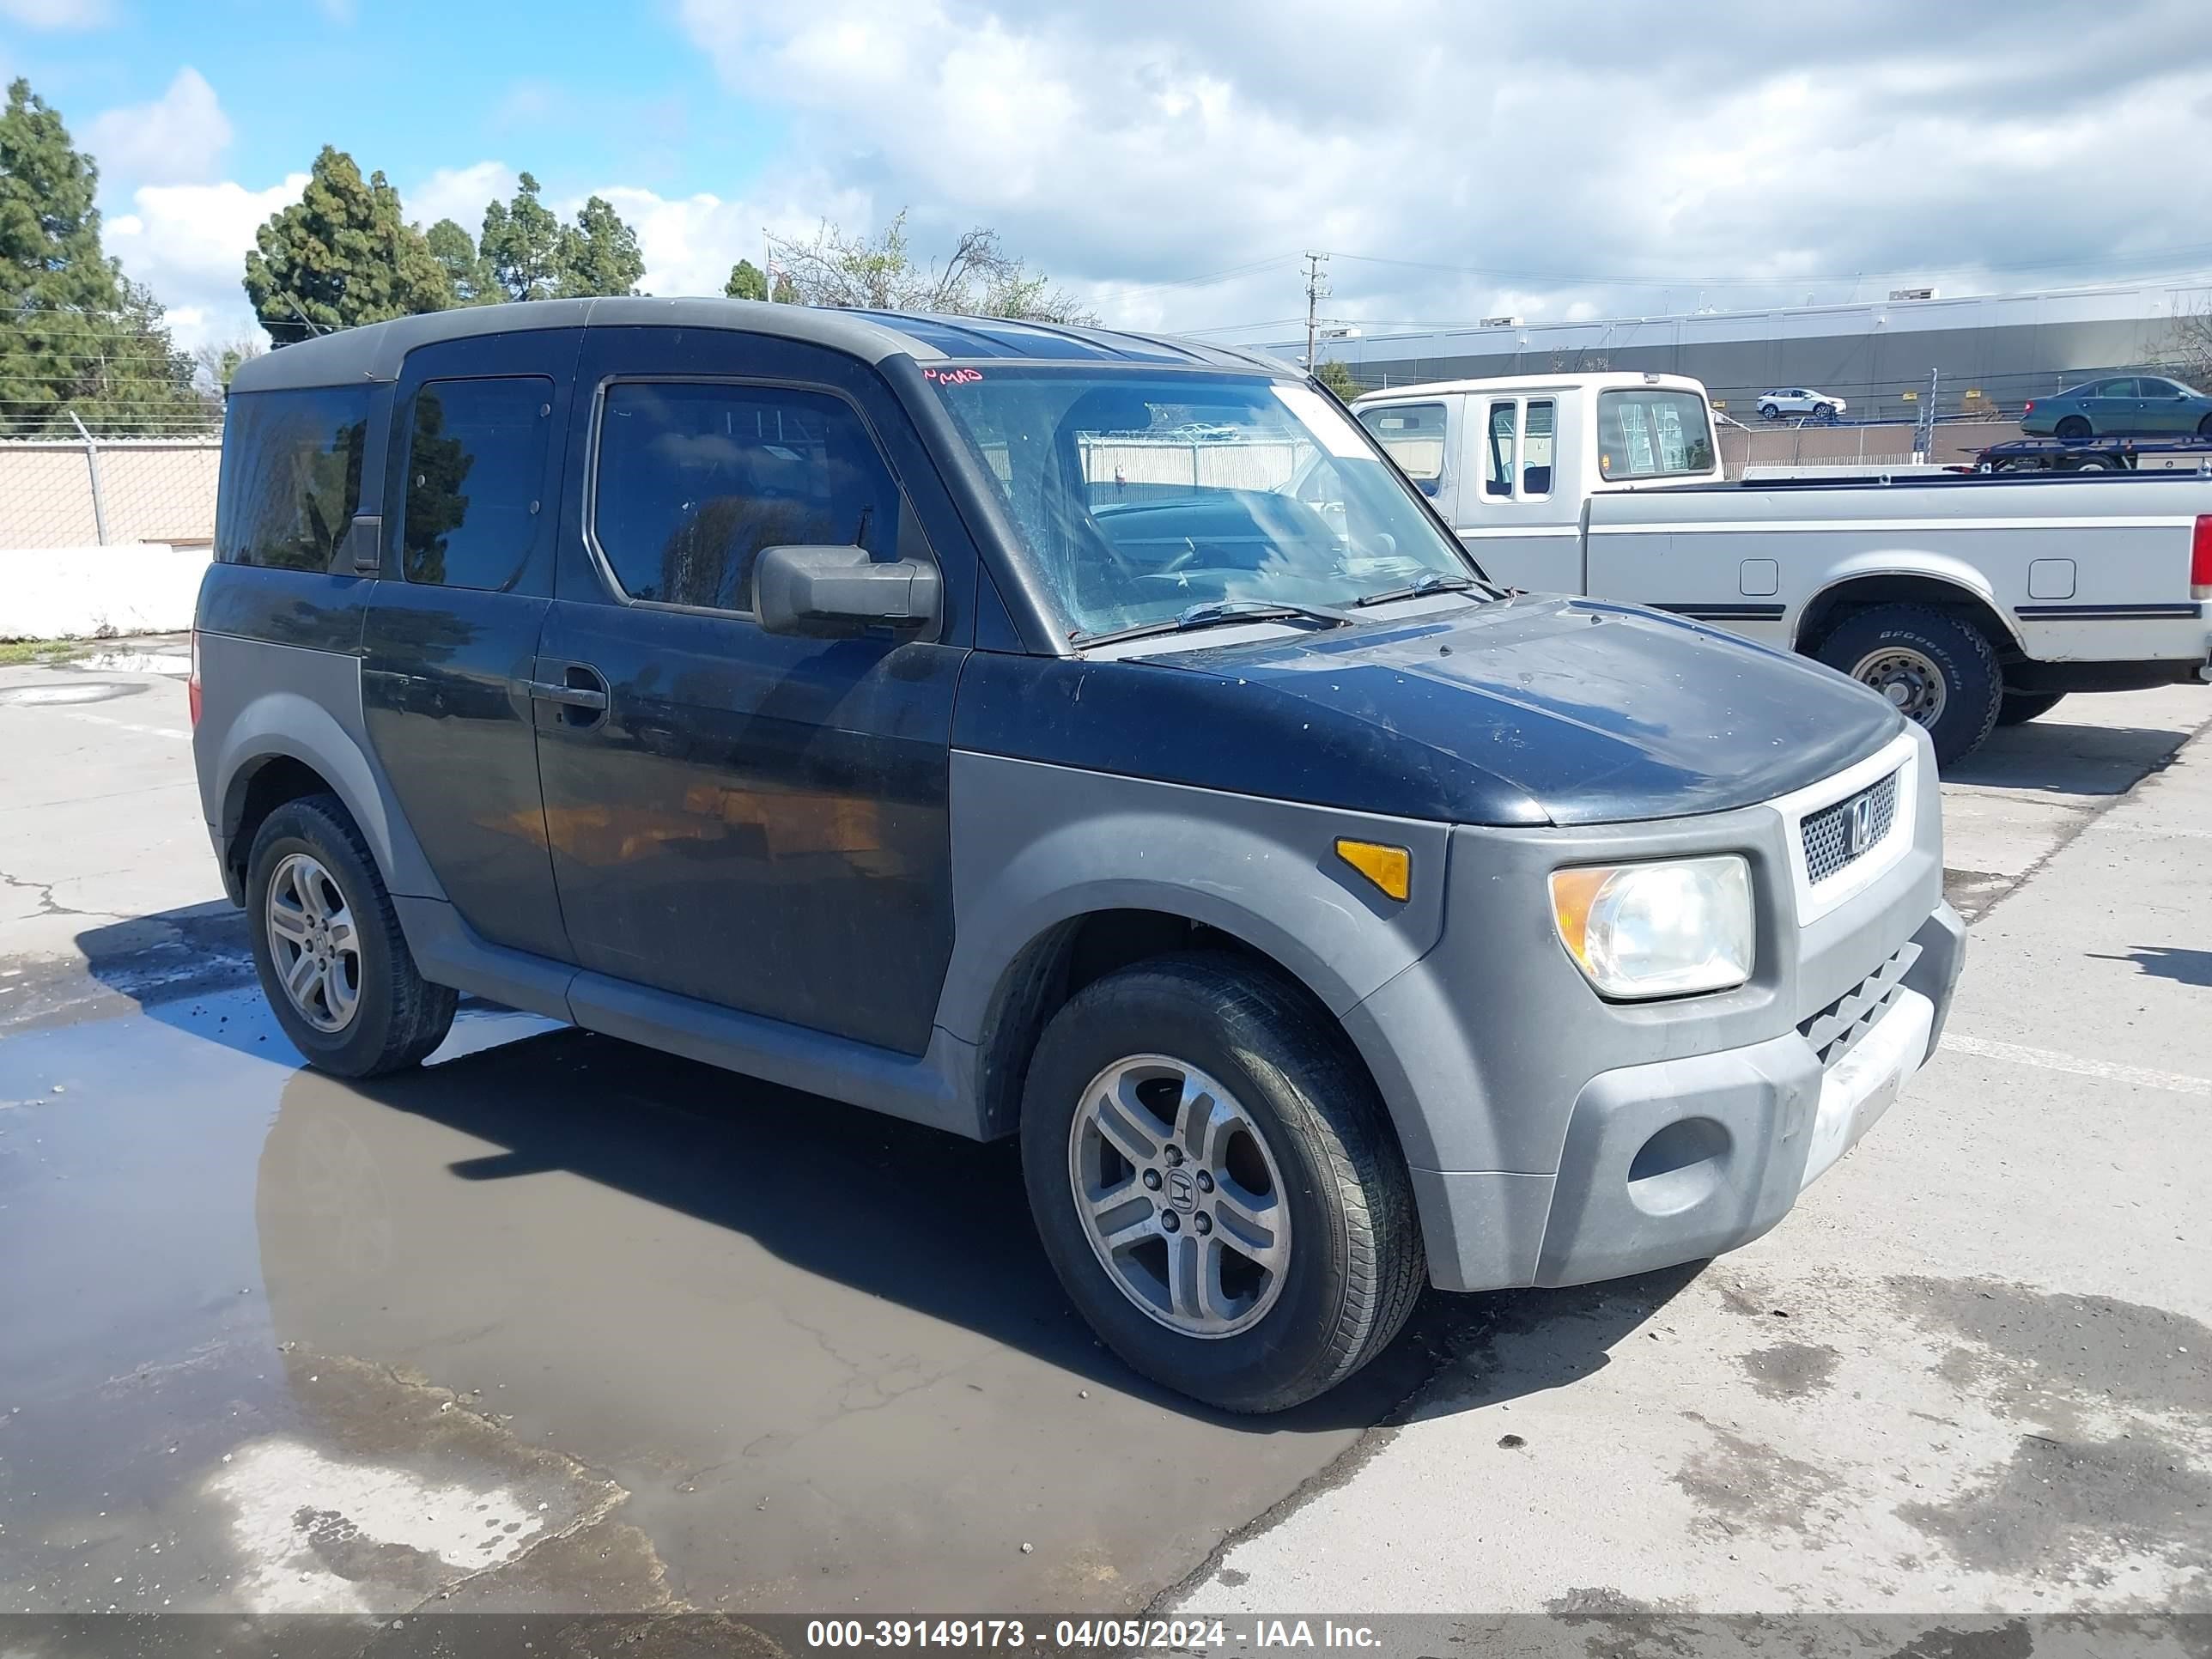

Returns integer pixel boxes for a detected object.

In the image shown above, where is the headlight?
[1548,855,1754,1000]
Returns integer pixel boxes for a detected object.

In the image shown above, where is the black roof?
[230,296,1292,393]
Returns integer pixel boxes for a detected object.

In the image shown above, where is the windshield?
[926,368,1480,641]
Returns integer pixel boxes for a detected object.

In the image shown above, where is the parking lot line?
[1942,1031,2212,1097]
[50,707,193,743]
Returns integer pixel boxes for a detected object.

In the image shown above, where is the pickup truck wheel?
[246,794,458,1077]
[1998,690,2066,726]
[2055,415,2092,441]
[1816,605,2002,766]
[1019,953,1422,1413]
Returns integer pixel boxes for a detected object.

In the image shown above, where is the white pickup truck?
[1351,372,2212,762]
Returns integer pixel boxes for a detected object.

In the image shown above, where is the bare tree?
[2169,298,2212,387]
[769,210,1097,325]
[194,334,264,392]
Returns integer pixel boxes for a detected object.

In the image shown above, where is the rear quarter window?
[218,387,373,570]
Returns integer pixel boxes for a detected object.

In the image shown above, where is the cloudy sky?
[5,0,2211,353]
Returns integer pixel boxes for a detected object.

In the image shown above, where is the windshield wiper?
[1352,574,1481,607]
[1073,599,1355,648]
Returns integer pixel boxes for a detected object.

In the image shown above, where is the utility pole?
[1303,252,1330,369]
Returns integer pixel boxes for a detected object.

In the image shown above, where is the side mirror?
[752,544,940,638]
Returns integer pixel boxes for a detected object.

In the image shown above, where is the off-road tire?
[1814,604,2003,766]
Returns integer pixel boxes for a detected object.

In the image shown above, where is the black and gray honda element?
[193,300,1963,1411]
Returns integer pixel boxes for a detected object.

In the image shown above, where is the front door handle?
[524,679,609,711]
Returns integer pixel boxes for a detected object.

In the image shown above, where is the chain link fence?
[0,427,222,549]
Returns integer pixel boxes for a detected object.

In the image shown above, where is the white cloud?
[105,174,307,352]
[590,180,872,299]
[407,161,515,234]
[84,67,232,189]
[673,0,2212,338]
[0,0,112,27]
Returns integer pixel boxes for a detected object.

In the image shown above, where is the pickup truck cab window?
[929,368,1474,641]
[1597,386,1716,481]
[1480,398,1557,502]
[590,380,902,615]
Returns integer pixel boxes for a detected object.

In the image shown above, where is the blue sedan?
[2021,374,2212,440]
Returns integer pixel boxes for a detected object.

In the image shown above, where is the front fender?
[936,750,1449,1043]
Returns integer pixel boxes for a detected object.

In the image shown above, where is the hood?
[954,594,1904,829]
[1170,595,1903,824]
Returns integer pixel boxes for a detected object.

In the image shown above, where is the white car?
[1759,387,1846,421]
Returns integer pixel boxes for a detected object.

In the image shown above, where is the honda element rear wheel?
[246,793,457,1077]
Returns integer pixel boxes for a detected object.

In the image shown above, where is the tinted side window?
[591,382,901,612]
[401,377,553,589]
[2098,379,2138,398]
[219,387,371,570]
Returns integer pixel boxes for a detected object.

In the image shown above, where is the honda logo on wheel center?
[1163,1167,1199,1212]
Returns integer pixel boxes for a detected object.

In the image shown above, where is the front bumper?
[1342,726,1964,1294]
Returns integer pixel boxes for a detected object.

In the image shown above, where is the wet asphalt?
[0,980,1477,1620]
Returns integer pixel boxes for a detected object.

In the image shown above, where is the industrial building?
[1267,278,2212,422]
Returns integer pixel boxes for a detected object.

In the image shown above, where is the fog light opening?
[1626,1116,1731,1216]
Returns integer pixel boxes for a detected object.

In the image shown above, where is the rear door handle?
[524,679,608,710]
[526,664,611,728]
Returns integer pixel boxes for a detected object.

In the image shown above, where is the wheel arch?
[1791,561,2022,659]
[965,900,1398,1142]
[213,694,443,905]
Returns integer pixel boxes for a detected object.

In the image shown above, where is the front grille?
[1800,942,1920,1069]
[1801,769,1900,884]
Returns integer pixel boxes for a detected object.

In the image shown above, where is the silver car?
[1759,386,1847,421]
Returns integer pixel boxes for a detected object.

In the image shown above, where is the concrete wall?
[0,544,211,640]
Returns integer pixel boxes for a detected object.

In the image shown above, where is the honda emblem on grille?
[1847,794,1875,856]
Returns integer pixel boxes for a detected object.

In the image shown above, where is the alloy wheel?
[265,852,362,1033]
[1066,1054,1291,1339]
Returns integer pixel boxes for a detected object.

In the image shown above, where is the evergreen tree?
[424,217,497,305]
[556,194,643,298]
[242,146,450,344]
[480,172,564,302]
[1,77,200,434]
[724,258,769,301]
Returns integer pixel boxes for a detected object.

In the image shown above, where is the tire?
[1019,953,1423,1413]
[1814,605,2003,766]
[1759,403,1780,421]
[1998,690,2066,726]
[2069,456,2116,471]
[246,793,457,1077]
[1815,403,1838,423]
[2055,415,2092,441]
[2197,412,2212,439]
